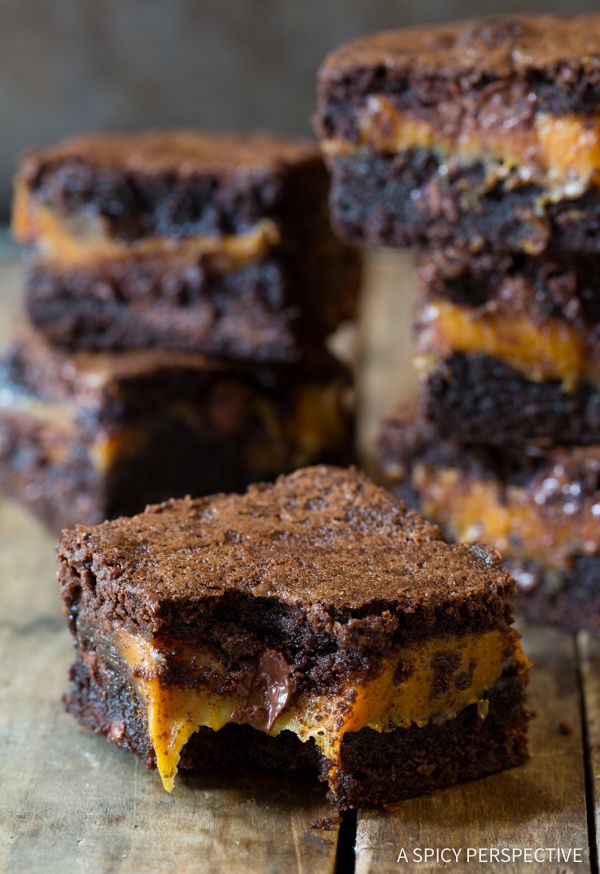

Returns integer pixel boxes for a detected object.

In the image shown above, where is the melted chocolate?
[232,649,294,732]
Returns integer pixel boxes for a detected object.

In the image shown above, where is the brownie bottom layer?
[422,353,600,445]
[329,149,600,253]
[390,480,600,635]
[25,250,360,361]
[510,557,600,635]
[65,647,528,810]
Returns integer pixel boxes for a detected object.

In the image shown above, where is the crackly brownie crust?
[18,131,331,241]
[317,15,600,137]
[23,241,360,361]
[327,150,600,254]
[64,644,528,809]
[510,556,600,634]
[421,353,600,445]
[316,16,600,254]
[58,466,516,652]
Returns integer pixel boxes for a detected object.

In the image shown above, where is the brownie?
[378,403,600,633]
[14,131,361,360]
[412,247,600,444]
[59,465,529,809]
[0,327,354,530]
[417,248,600,324]
[315,15,600,253]
[420,353,600,445]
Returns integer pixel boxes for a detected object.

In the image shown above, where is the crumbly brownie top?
[317,15,600,125]
[58,465,514,626]
[21,131,320,181]
[320,15,600,83]
[18,130,328,240]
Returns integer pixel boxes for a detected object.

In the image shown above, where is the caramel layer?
[323,97,600,193]
[117,627,526,792]
[12,181,280,271]
[413,463,600,570]
[415,297,600,390]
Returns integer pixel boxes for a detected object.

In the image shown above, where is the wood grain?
[0,245,597,873]
[577,632,600,867]
[355,249,594,873]
[355,627,591,873]
[0,251,338,873]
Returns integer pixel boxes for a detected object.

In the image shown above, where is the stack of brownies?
[316,15,600,632]
[1,130,360,529]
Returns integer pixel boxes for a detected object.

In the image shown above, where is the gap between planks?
[355,627,593,874]
[577,633,600,873]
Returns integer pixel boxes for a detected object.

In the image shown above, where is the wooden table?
[1,247,599,873]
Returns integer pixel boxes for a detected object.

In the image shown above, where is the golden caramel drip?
[12,181,280,270]
[415,298,599,390]
[414,464,600,569]
[117,627,526,792]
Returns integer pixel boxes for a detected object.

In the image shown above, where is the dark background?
[1,0,597,214]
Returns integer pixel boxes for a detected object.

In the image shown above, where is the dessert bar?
[316,15,600,253]
[14,131,360,360]
[0,327,353,530]
[379,405,600,633]
[60,465,529,809]
[414,248,600,444]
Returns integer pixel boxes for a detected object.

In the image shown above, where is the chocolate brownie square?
[414,247,600,444]
[14,131,361,360]
[378,403,600,633]
[316,15,600,254]
[59,465,529,809]
[0,326,354,530]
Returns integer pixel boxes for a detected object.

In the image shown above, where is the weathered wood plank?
[576,632,600,867]
[355,627,590,873]
[0,496,339,874]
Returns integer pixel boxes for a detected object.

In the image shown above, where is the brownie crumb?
[309,814,340,831]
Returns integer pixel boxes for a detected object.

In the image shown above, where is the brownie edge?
[65,646,528,809]
[57,466,517,642]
